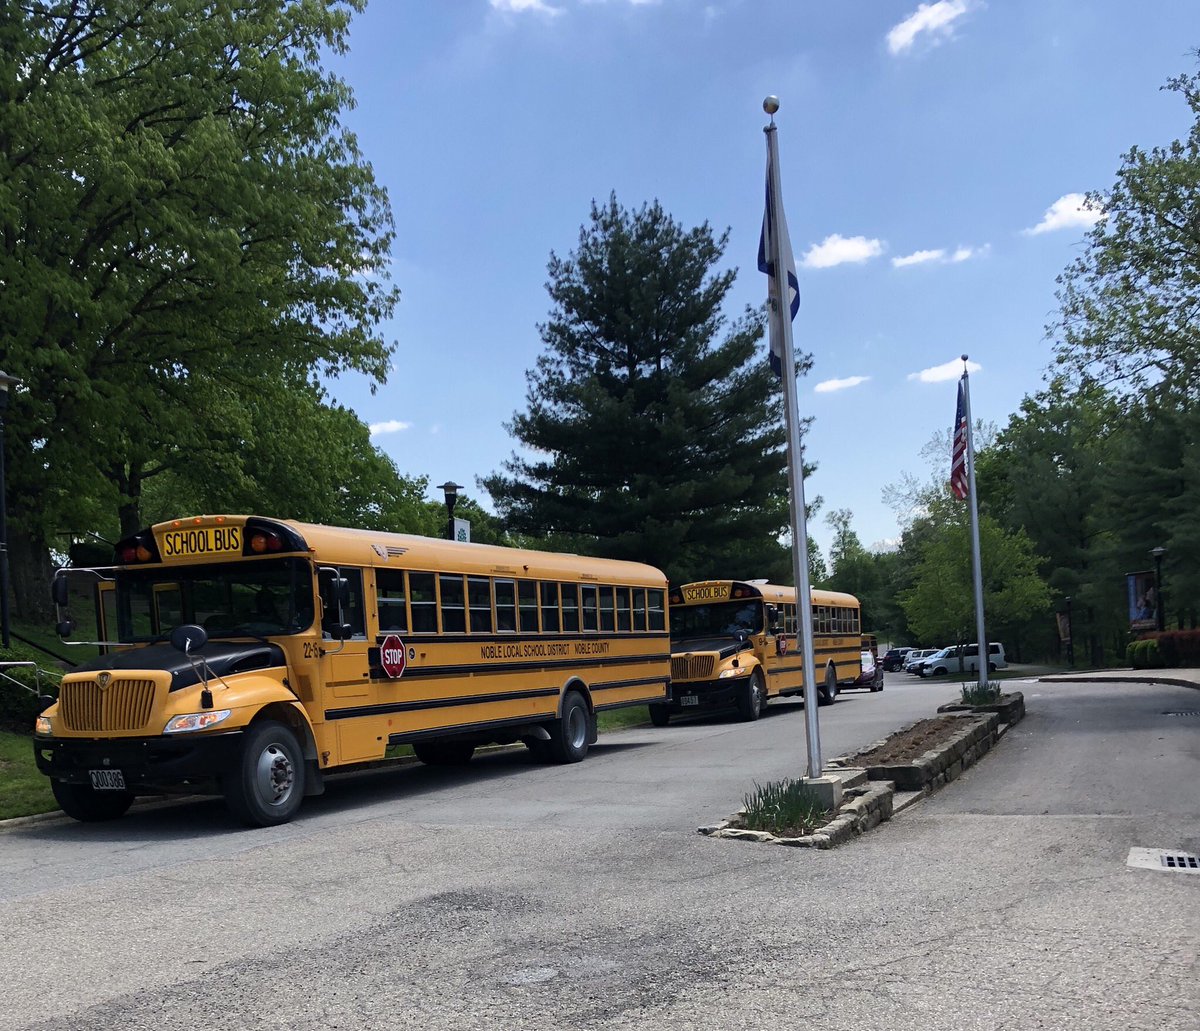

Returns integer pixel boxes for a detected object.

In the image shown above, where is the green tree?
[1053,66,1200,394]
[900,493,1052,654]
[0,0,399,617]
[483,195,800,585]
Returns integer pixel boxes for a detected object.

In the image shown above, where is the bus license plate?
[680,695,699,707]
[89,769,126,791]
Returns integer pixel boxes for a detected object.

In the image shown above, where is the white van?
[918,642,1007,676]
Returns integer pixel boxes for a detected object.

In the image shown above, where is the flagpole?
[764,100,822,778]
[960,355,988,693]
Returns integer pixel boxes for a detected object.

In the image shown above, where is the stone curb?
[697,779,895,850]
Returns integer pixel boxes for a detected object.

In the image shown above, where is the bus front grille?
[59,678,157,732]
[671,655,715,681]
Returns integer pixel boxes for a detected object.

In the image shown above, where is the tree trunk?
[8,519,54,623]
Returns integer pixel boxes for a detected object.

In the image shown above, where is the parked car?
[881,647,912,672]
[902,648,938,673]
[850,649,885,692]
[917,642,1008,677]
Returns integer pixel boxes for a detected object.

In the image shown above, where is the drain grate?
[1127,847,1200,873]
[1163,710,1200,717]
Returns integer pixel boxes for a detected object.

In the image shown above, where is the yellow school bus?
[35,515,670,826]
[656,579,862,725]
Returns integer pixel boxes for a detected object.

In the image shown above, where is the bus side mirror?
[56,619,75,638]
[51,577,69,607]
[335,576,350,608]
[170,624,208,653]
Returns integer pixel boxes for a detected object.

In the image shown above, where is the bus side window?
[540,582,561,632]
[616,588,631,632]
[647,589,665,631]
[409,573,437,633]
[376,569,407,632]
[321,568,367,639]
[633,589,647,631]
[561,583,580,632]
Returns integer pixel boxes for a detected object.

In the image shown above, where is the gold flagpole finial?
[763,95,779,121]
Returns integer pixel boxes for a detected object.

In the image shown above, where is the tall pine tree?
[483,196,798,585]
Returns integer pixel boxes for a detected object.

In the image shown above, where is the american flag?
[951,378,969,499]
[757,166,800,380]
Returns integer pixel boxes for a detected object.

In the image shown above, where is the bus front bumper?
[33,731,245,791]
[667,679,740,714]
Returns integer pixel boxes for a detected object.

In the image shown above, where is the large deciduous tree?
[483,195,798,584]
[0,0,400,618]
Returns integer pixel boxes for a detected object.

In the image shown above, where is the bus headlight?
[34,715,53,736]
[164,710,232,734]
[718,667,750,678]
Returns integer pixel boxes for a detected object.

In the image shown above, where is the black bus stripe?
[327,687,560,722]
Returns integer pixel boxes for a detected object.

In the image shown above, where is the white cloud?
[815,375,871,394]
[801,234,884,269]
[490,0,562,14]
[1024,193,1104,235]
[907,357,982,383]
[887,0,969,54]
[892,243,989,268]
[892,248,945,268]
[369,419,412,436]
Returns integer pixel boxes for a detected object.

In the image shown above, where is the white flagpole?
[764,100,822,778]
[960,354,988,692]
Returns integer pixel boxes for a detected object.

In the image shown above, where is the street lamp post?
[436,481,463,542]
[1064,596,1074,667]
[0,370,20,650]
[1150,546,1166,632]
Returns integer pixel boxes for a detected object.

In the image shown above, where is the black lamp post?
[0,370,19,650]
[436,481,462,542]
[1064,596,1074,667]
[1150,546,1166,632]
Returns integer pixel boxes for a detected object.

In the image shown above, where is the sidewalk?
[1038,666,1200,691]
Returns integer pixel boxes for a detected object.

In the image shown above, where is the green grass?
[739,778,829,837]
[0,731,57,821]
[10,620,97,665]
[597,705,651,732]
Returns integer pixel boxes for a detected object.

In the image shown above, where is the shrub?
[0,647,60,733]
[740,779,828,836]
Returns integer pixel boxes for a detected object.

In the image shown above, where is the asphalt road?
[2,673,1197,1030]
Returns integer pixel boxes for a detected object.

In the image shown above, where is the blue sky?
[325,0,1198,561]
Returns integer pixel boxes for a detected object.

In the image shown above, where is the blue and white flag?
[757,165,800,380]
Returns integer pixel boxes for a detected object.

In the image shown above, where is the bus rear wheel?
[819,665,838,706]
[224,720,305,827]
[51,779,134,823]
[413,741,475,766]
[648,704,670,727]
[736,670,765,722]
[546,690,590,763]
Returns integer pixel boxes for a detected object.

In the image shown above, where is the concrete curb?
[1039,674,1200,691]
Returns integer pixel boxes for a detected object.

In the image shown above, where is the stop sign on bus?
[380,634,406,679]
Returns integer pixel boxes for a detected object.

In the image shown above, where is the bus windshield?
[114,557,315,642]
[670,599,763,641]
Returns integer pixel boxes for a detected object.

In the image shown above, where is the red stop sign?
[380,634,407,679]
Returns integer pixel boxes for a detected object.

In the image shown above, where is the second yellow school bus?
[36,515,670,826]
[656,579,862,725]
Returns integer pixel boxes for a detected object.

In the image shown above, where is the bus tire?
[819,665,838,706]
[736,670,765,722]
[51,779,134,823]
[224,720,305,827]
[413,741,475,766]
[546,690,589,763]
[648,704,670,728]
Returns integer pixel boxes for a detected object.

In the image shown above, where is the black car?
[881,647,911,672]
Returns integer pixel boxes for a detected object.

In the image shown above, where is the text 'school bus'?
[654,580,862,726]
[36,516,670,826]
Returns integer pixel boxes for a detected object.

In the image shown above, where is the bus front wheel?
[51,779,134,823]
[546,690,590,763]
[224,720,305,827]
[736,670,765,722]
